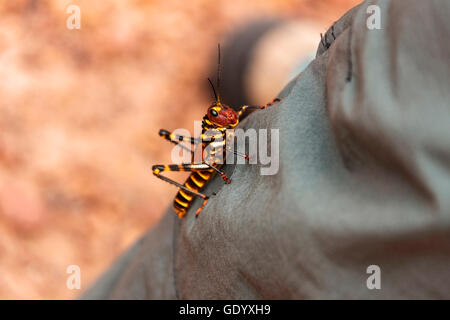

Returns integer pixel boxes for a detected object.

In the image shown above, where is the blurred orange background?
[0,0,359,299]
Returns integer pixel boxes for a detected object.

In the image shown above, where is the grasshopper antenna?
[207,78,218,102]
[216,43,221,105]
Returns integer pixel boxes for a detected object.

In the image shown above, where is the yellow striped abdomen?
[174,169,215,218]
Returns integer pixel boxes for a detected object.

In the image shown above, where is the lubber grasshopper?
[152,45,280,218]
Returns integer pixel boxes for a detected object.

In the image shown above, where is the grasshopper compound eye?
[210,109,218,117]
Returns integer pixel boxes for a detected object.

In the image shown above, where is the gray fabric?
[83,0,450,299]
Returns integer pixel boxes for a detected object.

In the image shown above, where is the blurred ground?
[0,0,359,299]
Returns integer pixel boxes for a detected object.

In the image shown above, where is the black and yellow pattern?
[152,97,280,219]
[174,168,214,218]
[152,138,224,218]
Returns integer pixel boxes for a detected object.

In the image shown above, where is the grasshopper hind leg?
[152,163,214,218]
